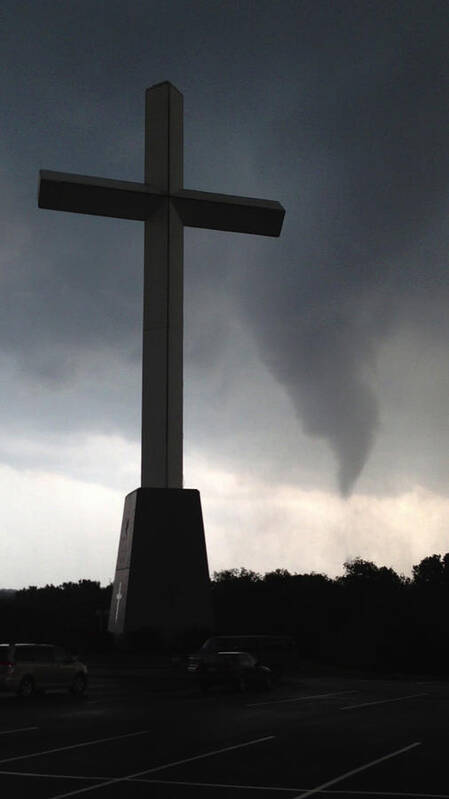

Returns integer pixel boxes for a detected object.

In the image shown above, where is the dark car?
[193,650,272,693]
[0,643,88,697]
[188,634,298,680]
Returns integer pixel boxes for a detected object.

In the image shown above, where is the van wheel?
[17,676,34,698]
[70,674,87,696]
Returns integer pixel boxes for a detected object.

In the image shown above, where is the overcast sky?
[1,0,449,588]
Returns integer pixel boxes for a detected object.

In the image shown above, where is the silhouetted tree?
[412,554,446,585]
[1,580,113,653]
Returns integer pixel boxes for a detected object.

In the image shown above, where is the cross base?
[108,488,214,645]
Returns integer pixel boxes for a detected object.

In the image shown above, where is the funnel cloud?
[241,10,449,494]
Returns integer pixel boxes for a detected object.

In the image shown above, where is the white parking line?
[141,778,300,791]
[0,726,39,736]
[47,735,276,798]
[247,690,358,707]
[322,792,449,798]
[0,729,150,765]
[136,781,449,798]
[0,770,110,782]
[0,771,448,798]
[138,780,449,798]
[341,693,428,710]
[292,741,421,798]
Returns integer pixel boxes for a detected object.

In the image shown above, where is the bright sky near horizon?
[1,0,449,588]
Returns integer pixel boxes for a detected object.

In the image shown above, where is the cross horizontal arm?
[38,170,163,221]
[39,170,285,235]
[172,188,285,237]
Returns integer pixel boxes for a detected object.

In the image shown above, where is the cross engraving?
[38,81,285,489]
[114,582,123,623]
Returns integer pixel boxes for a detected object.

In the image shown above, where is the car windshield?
[201,638,229,651]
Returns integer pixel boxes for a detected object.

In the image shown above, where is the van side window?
[15,646,36,662]
[34,647,53,663]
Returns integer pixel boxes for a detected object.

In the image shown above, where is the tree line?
[213,554,449,675]
[0,580,113,654]
[0,553,448,674]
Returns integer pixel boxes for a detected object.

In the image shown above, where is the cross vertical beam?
[37,80,285,495]
[142,83,183,488]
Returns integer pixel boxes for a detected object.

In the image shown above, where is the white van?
[0,643,88,697]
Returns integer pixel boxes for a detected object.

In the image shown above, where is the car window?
[34,647,54,663]
[223,638,251,651]
[230,638,249,651]
[15,646,37,662]
[204,638,228,652]
[256,636,296,653]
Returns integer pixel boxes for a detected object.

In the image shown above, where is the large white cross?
[38,82,285,488]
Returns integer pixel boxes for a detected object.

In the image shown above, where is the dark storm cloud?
[1,0,448,494]
[236,4,449,493]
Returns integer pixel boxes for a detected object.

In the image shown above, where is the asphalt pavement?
[0,661,447,798]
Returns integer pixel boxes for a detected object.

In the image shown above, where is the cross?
[114,582,123,623]
[38,81,285,488]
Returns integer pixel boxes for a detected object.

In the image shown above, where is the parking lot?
[0,665,447,797]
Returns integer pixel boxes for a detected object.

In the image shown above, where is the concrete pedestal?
[108,488,214,642]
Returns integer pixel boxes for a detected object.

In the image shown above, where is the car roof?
[204,635,293,645]
[217,650,252,655]
[213,635,261,639]
[2,643,54,648]
[210,634,291,639]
